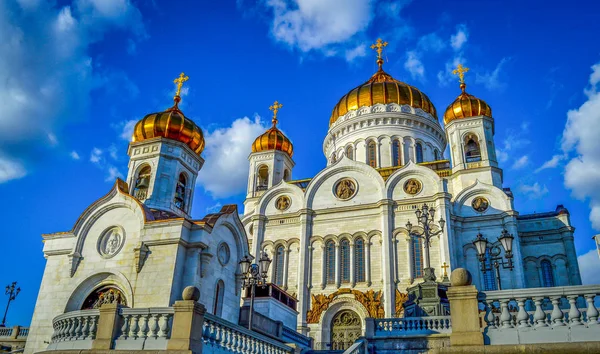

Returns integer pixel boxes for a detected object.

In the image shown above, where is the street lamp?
[1,282,20,327]
[406,204,445,281]
[472,229,514,290]
[239,252,271,330]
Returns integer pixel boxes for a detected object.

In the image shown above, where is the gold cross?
[452,64,469,84]
[173,72,189,97]
[269,100,283,126]
[370,38,388,60]
[441,262,449,277]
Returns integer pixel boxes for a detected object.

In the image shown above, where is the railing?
[343,338,367,354]
[202,313,293,354]
[373,316,452,336]
[47,309,100,349]
[478,285,600,345]
[0,327,13,337]
[17,327,29,338]
[114,307,174,350]
[281,326,311,348]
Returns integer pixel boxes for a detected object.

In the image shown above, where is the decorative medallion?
[275,195,291,211]
[403,178,422,195]
[472,196,489,212]
[98,227,125,259]
[217,242,231,266]
[334,178,357,200]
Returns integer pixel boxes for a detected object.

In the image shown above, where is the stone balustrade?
[0,325,29,352]
[478,285,600,345]
[371,316,452,337]
[342,338,367,354]
[281,326,311,348]
[47,310,100,349]
[113,307,174,350]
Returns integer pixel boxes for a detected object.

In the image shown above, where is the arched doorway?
[330,310,361,350]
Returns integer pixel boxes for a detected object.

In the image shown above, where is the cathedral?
[25,40,582,353]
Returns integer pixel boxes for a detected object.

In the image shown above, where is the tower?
[125,73,205,218]
[444,65,502,188]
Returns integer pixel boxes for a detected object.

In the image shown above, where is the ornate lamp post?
[239,252,271,330]
[472,229,514,290]
[406,204,445,282]
[1,282,20,327]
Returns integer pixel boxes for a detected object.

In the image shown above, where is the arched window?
[464,135,481,163]
[483,248,497,290]
[345,146,354,160]
[274,246,285,286]
[415,142,424,163]
[340,239,350,283]
[174,173,187,210]
[541,260,555,287]
[256,165,269,191]
[283,169,290,181]
[392,140,401,166]
[325,241,336,284]
[354,238,365,283]
[412,237,423,278]
[434,149,440,161]
[133,165,151,201]
[213,280,224,317]
[367,141,377,167]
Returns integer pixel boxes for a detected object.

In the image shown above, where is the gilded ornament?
[472,196,489,212]
[444,63,492,124]
[306,288,387,324]
[275,195,291,211]
[173,72,189,98]
[335,178,357,200]
[395,289,409,317]
[403,178,422,195]
[251,100,293,157]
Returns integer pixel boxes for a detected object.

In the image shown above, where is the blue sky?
[2,0,600,326]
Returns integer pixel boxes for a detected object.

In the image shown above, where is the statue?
[335,179,356,200]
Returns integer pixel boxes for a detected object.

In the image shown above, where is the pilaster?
[380,199,395,317]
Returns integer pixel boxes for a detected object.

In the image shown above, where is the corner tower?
[125,73,205,218]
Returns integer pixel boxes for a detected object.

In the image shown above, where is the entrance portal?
[330,310,361,350]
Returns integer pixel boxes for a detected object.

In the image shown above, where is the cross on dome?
[370,38,388,70]
[452,64,469,92]
[269,100,283,126]
[173,72,189,98]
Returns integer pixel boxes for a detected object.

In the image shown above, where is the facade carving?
[306,288,396,323]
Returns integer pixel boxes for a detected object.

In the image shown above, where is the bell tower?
[125,73,205,218]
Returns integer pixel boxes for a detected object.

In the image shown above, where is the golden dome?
[251,101,293,157]
[443,83,492,125]
[132,95,205,155]
[329,67,437,126]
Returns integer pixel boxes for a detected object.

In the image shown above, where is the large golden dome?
[131,73,205,155]
[329,67,437,126]
[443,83,492,125]
[251,101,293,157]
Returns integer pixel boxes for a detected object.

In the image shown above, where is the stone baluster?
[149,314,160,338]
[568,296,582,326]
[119,314,131,339]
[80,316,90,339]
[533,298,548,327]
[130,314,141,338]
[141,314,150,339]
[63,318,72,341]
[89,316,97,339]
[499,299,513,328]
[160,313,172,338]
[550,296,565,327]
[585,294,599,325]
[67,318,76,340]
[484,300,497,329]
[516,298,530,328]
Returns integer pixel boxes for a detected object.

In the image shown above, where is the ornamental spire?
[269,100,283,126]
[452,64,469,92]
[370,38,388,71]
[172,72,189,106]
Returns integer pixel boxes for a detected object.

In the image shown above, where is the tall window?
[213,280,224,317]
[133,165,151,201]
[465,135,481,162]
[368,141,377,167]
[326,241,336,284]
[256,165,269,191]
[434,149,440,161]
[415,143,424,163]
[354,238,365,283]
[274,246,285,286]
[174,173,187,210]
[412,237,423,278]
[541,260,555,287]
[483,248,497,290]
[392,140,401,166]
[345,146,354,160]
[340,239,350,283]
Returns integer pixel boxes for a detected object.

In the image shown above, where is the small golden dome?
[251,101,293,157]
[132,96,205,155]
[329,68,437,126]
[443,83,492,125]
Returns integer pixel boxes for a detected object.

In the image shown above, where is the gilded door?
[330,310,362,350]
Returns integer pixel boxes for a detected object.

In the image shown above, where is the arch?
[540,259,555,287]
[325,240,336,284]
[415,142,424,163]
[213,279,225,316]
[354,238,365,283]
[133,164,152,201]
[174,173,187,210]
[319,297,368,349]
[434,148,440,161]
[330,310,362,350]
[367,140,377,167]
[392,139,402,166]
[274,245,285,286]
[345,145,354,160]
[340,239,351,284]
[256,165,269,191]
[464,133,481,163]
[65,271,134,312]
[82,285,127,310]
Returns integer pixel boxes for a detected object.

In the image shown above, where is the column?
[350,242,355,287]
[406,237,414,282]
[297,210,313,334]
[399,138,405,165]
[393,238,399,284]
[251,216,266,259]
[410,139,416,162]
[335,243,341,288]
[366,240,372,286]
[283,247,290,290]
[307,246,313,289]
[380,200,396,317]
[437,197,453,270]
[321,244,326,289]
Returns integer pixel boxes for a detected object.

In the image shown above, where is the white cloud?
[0,153,26,184]
[578,248,600,285]
[495,148,509,163]
[518,182,549,199]
[344,44,367,62]
[404,51,424,80]
[437,56,465,87]
[561,62,600,229]
[417,33,445,53]
[511,155,529,169]
[450,24,468,51]
[70,151,81,160]
[535,154,565,173]
[197,115,268,198]
[114,119,137,141]
[476,57,511,91]
[90,147,103,163]
[206,202,223,214]
[105,165,123,182]
[48,133,58,146]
